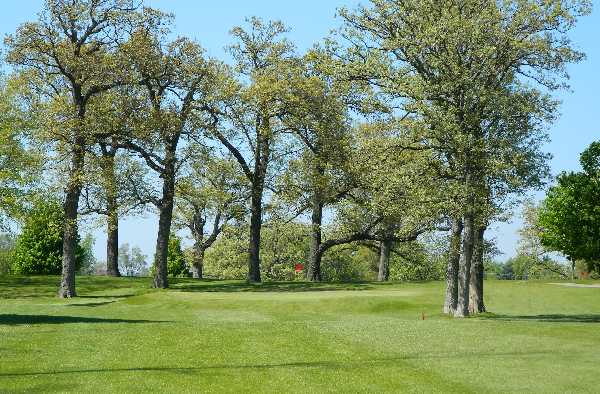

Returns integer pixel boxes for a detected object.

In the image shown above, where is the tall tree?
[80,91,150,277]
[119,31,225,288]
[277,49,358,282]
[6,0,158,297]
[443,218,463,314]
[340,0,589,316]
[81,148,147,276]
[210,18,297,282]
[295,122,441,277]
[174,148,247,279]
[538,142,600,271]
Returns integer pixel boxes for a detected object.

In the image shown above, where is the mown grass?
[1,276,600,393]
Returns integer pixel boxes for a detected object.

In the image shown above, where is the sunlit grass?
[2,276,600,393]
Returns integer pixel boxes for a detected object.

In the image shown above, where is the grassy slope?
[1,276,600,393]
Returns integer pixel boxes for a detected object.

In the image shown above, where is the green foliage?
[538,141,600,262]
[12,199,83,275]
[203,225,248,279]
[321,245,376,282]
[119,243,149,277]
[77,234,97,275]
[339,0,586,229]
[484,260,504,279]
[260,221,311,281]
[0,234,16,275]
[0,80,40,229]
[204,221,310,281]
[500,254,568,280]
[167,235,189,278]
[389,241,446,282]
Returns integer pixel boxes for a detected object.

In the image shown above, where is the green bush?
[204,222,311,281]
[203,228,247,279]
[321,245,376,282]
[260,222,310,281]
[388,241,446,282]
[12,199,84,275]
[167,234,189,277]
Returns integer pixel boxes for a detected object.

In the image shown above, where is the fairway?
[1,277,599,393]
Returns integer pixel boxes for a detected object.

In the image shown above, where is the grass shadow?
[0,276,151,299]
[77,294,136,299]
[481,313,600,323]
[170,280,376,293]
[0,314,170,326]
[65,301,117,307]
[0,350,555,378]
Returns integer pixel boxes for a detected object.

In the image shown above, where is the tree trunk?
[469,226,486,314]
[377,239,392,282]
[455,213,475,318]
[58,146,85,298]
[153,160,176,289]
[192,247,204,279]
[106,207,120,277]
[307,192,323,282]
[247,182,263,283]
[103,152,120,277]
[443,218,463,314]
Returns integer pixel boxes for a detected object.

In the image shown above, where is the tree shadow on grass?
[64,301,117,307]
[0,351,555,378]
[77,294,136,299]
[0,276,151,299]
[0,314,170,326]
[171,281,376,293]
[481,313,600,323]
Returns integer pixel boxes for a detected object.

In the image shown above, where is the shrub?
[204,222,311,281]
[203,225,249,280]
[260,221,310,281]
[389,241,445,282]
[321,245,376,282]
[167,234,189,277]
[12,199,83,275]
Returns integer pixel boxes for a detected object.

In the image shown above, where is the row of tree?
[0,0,589,317]
[517,142,600,278]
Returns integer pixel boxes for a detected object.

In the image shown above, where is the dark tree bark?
[212,118,269,284]
[307,190,324,282]
[59,145,85,298]
[102,152,120,277]
[313,219,423,280]
[191,248,204,279]
[187,203,227,280]
[469,226,486,314]
[189,209,207,280]
[7,0,150,298]
[443,218,463,314]
[153,153,177,289]
[248,181,264,283]
[246,123,270,284]
[59,98,87,298]
[106,205,120,277]
[377,239,392,282]
[455,213,475,318]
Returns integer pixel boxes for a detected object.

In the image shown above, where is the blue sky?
[1,1,598,262]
